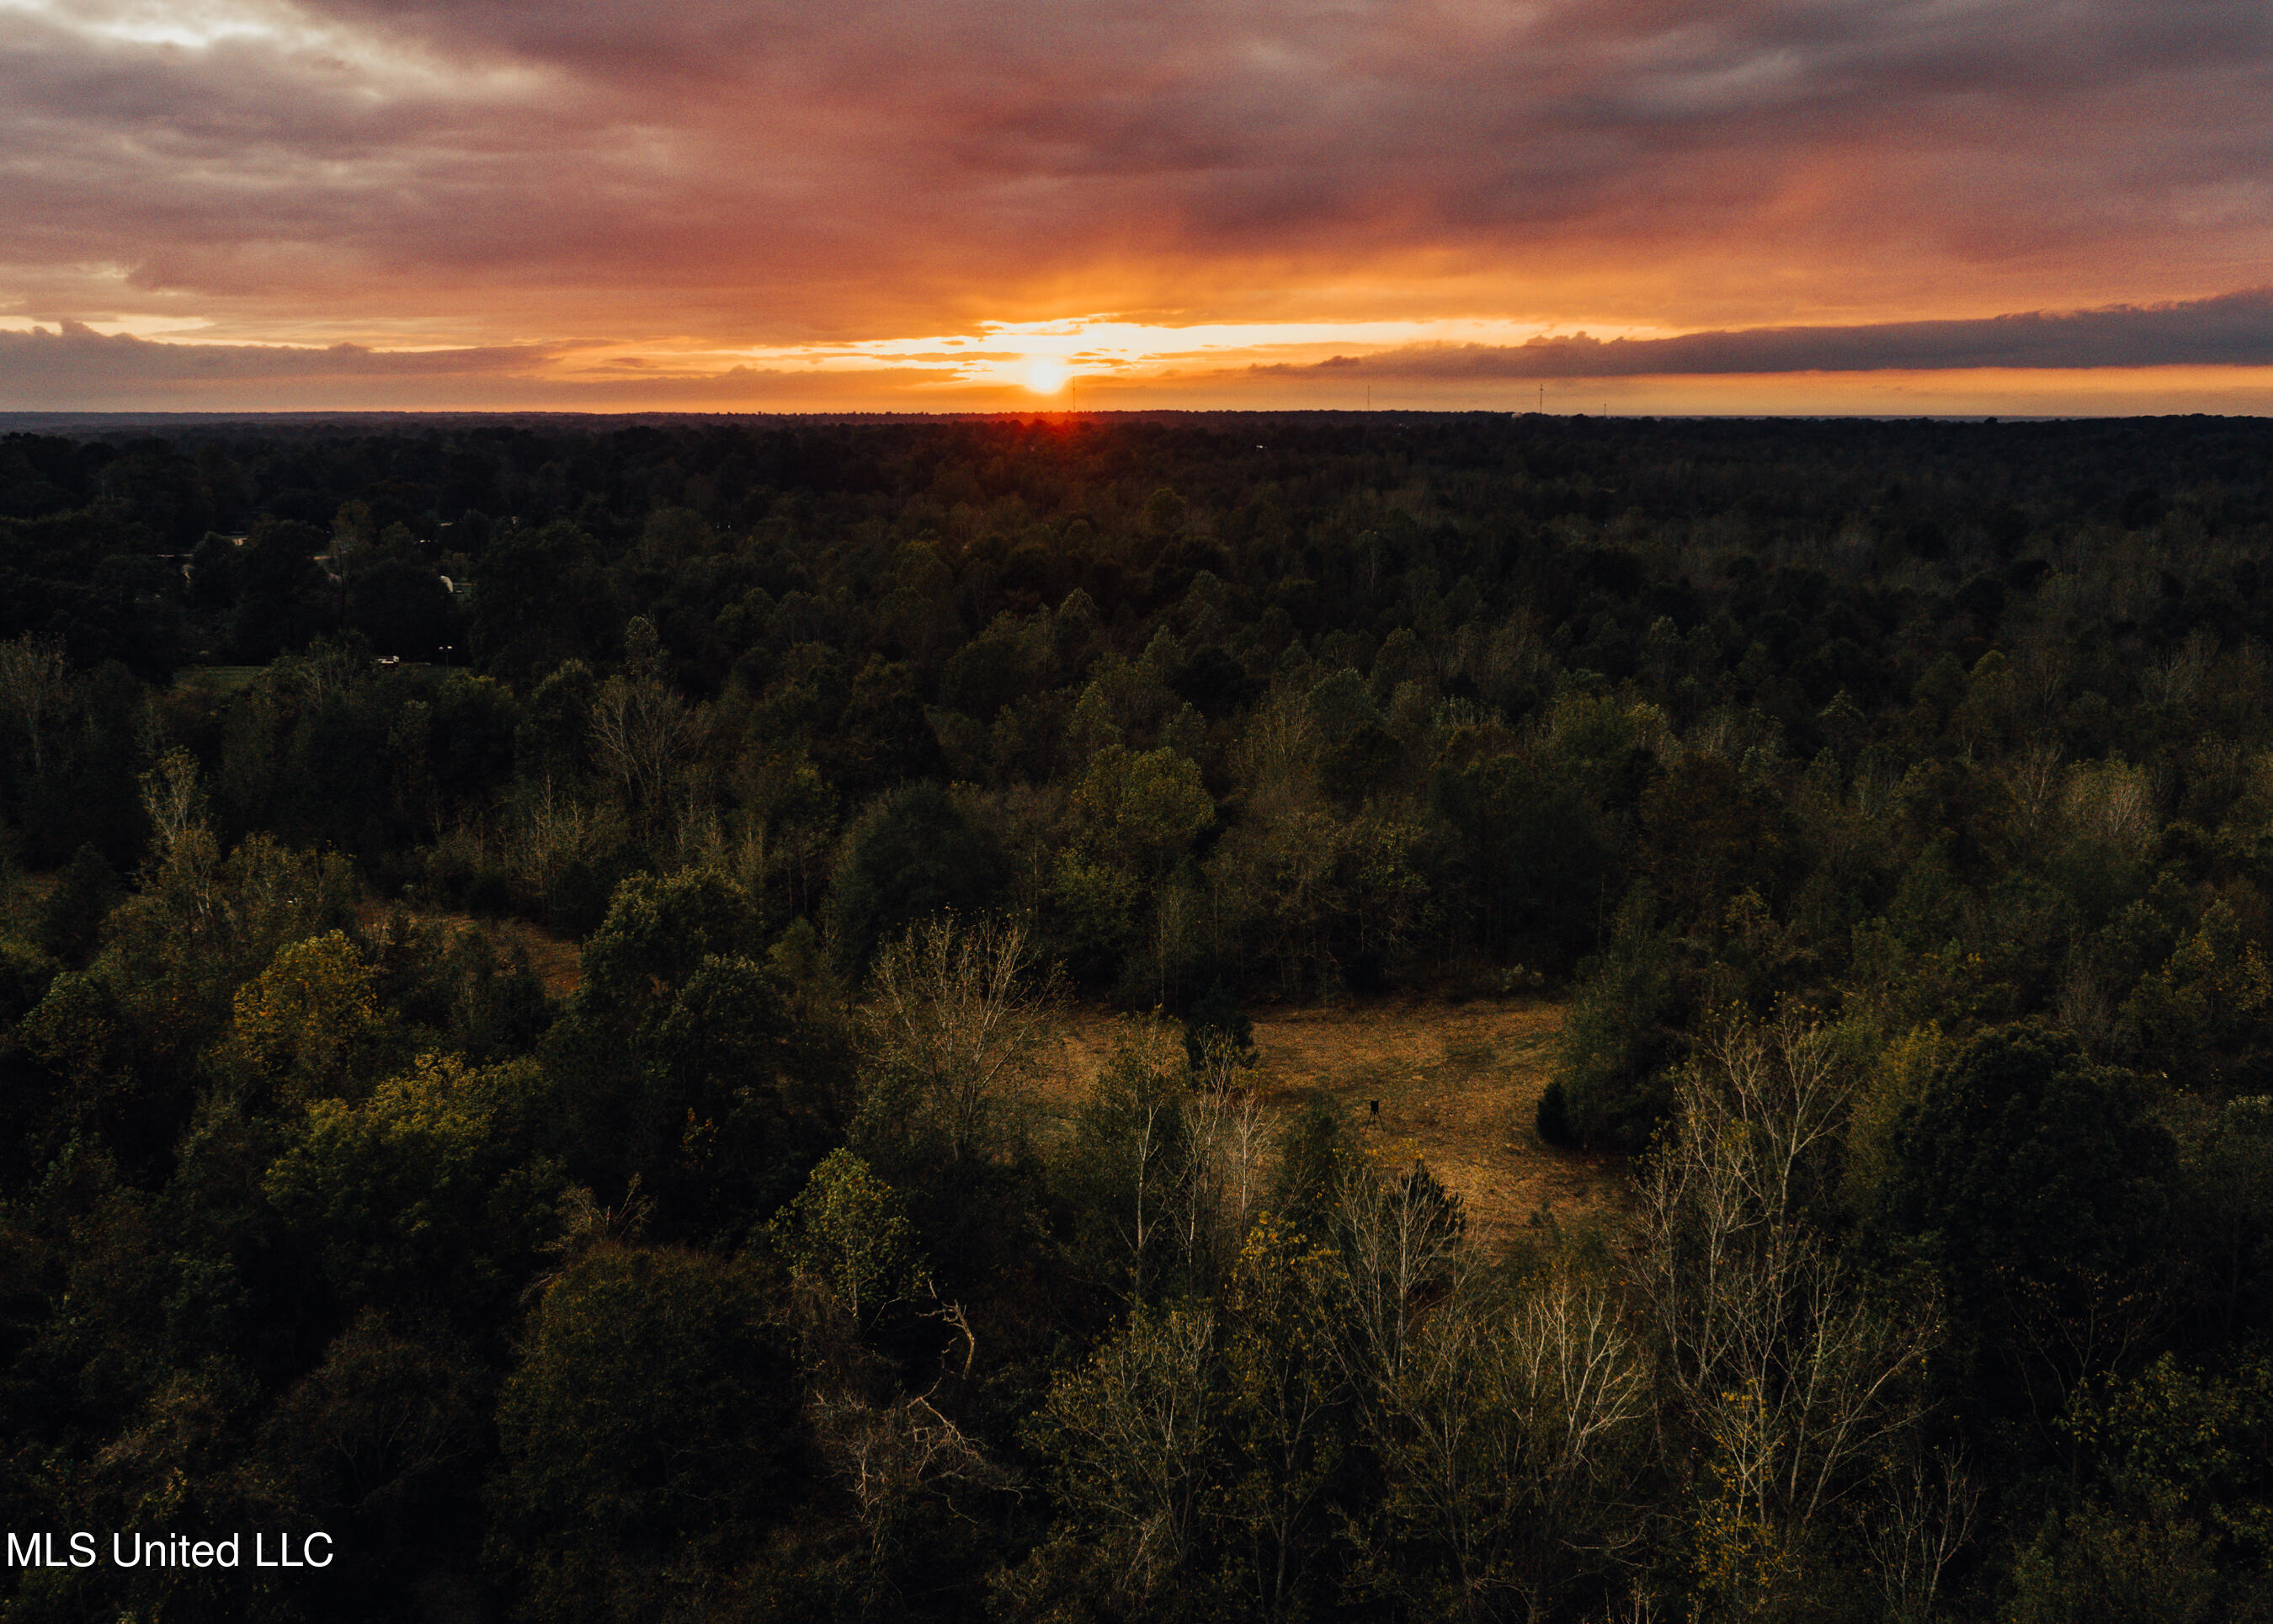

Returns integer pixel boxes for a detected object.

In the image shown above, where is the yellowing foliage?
[216,929,386,1105]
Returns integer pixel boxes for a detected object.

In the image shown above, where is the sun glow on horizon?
[1024,357,1071,394]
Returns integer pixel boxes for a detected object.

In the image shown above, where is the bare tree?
[1865,1446,1978,1624]
[2144,626,2217,707]
[867,913,1057,1163]
[808,1292,1013,1582]
[1073,1020,1272,1305]
[140,746,207,855]
[1033,1306,1219,1612]
[1333,1155,1472,1392]
[1636,1006,1940,1600]
[0,633,68,778]
[1190,1055,1281,1273]
[1360,1255,1650,1622]
[588,672,697,815]
[2002,740,2066,850]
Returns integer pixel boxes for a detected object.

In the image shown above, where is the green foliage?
[0,932,58,1028]
[1876,1025,2179,1420]
[822,783,1009,978]
[2007,1503,2224,1624]
[1555,887,1684,1149]
[36,842,122,967]
[488,1245,805,1623]
[255,1311,487,1609]
[769,1148,926,1324]
[546,871,825,1240]
[1182,977,1254,1073]
[264,1053,565,1318]
[18,416,2273,1621]
[2125,902,2273,1094]
[578,868,766,1009]
[1429,743,1605,967]
[2064,1350,2273,1568]
[1535,1077,1573,1146]
[214,929,392,1106]
[1069,743,1213,881]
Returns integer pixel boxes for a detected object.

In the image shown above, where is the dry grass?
[362,904,586,998]
[274,897,1622,1248]
[171,665,267,696]
[487,918,585,997]
[1032,994,1627,1251]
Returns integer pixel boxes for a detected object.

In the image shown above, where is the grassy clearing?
[331,911,1620,1249]
[171,665,267,696]
[362,904,586,998]
[1035,994,1626,1250]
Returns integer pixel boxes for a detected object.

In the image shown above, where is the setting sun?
[1024,359,1070,395]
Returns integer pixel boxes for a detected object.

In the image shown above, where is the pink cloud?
[2,0,2270,388]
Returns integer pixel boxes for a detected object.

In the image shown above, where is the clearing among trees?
[1037,993,1625,1247]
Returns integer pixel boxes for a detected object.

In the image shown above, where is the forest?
[3,408,2273,1622]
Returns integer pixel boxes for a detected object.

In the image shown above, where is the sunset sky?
[4,0,2272,414]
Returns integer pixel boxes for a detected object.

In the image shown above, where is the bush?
[1536,1078,1574,1147]
[1552,888,1684,1150]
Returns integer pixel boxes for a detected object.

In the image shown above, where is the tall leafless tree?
[1635,1006,1941,1597]
[867,912,1057,1164]
[0,633,68,778]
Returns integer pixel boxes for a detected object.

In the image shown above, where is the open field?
[29,875,1617,1249]
[482,917,584,997]
[407,915,1626,1251]
[362,904,587,998]
[1034,994,1627,1250]
[170,665,268,696]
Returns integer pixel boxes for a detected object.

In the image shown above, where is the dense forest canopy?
[4,410,2273,1622]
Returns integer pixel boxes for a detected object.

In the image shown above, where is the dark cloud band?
[1291,290,2273,379]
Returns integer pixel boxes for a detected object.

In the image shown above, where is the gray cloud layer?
[0,322,947,408]
[1299,289,2273,378]
[17,283,2273,413]
[3,0,2271,345]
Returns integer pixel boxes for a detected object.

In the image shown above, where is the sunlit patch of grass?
[1441,1035,1498,1070]
[174,664,265,695]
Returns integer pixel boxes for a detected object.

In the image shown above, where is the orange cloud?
[3,0,2271,408]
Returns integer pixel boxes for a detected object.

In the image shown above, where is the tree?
[515,658,598,787]
[1018,1305,1221,1619]
[471,521,615,686]
[864,912,1056,1167]
[823,784,1011,978]
[263,1053,563,1320]
[770,1148,926,1327]
[1553,887,1685,1150]
[214,929,391,1107]
[139,745,206,857]
[36,842,123,968]
[588,618,698,818]
[542,871,820,1237]
[1876,1025,2178,1428]
[1061,1020,1273,1310]
[1360,1260,1650,1622]
[1219,1214,1352,1619]
[1070,744,1214,882]
[0,631,69,780]
[255,1310,487,1612]
[1641,1006,1940,1614]
[489,1245,806,1624]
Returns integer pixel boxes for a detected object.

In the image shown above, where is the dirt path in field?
[1032,995,1629,1251]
